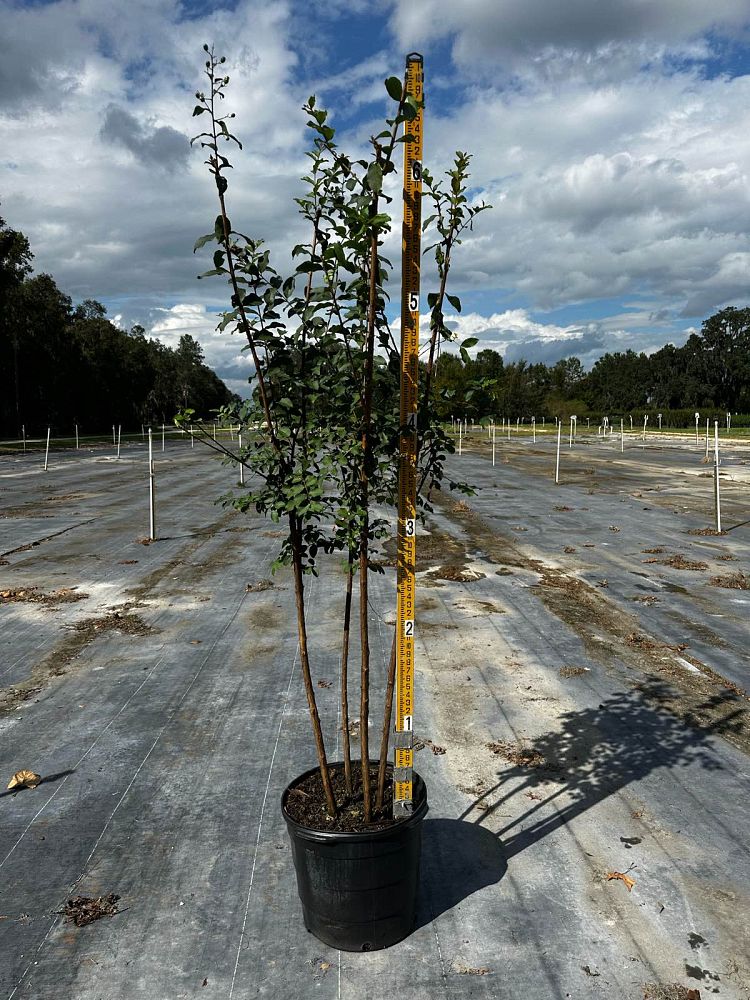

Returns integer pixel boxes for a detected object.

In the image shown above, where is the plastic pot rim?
[281,762,428,844]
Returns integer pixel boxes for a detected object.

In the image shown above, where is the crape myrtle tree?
[186,46,488,823]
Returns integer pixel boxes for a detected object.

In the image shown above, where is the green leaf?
[193,233,215,253]
[367,162,383,194]
[214,215,229,240]
[401,102,418,122]
[461,336,478,349]
[460,346,471,365]
[192,106,206,116]
[427,292,439,308]
[447,294,462,313]
[385,76,403,102]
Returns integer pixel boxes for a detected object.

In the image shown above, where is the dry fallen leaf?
[7,770,41,790]
[606,870,636,891]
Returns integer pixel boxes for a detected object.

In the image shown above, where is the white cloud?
[0,0,748,391]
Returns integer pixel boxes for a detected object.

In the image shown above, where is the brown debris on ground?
[554,505,572,512]
[71,610,153,638]
[708,572,749,590]
[559,666,587,678]
[486,740,545,768]
[643,985,701,1000]
[1,606,156,716]
[687,527,727,536]
[62,894,120,927]
[643,547,666,554]
[643,555,708,571]
[426,565,485,582]
[632,595,660,605]
[0,586,87,606]
[627,634,688,654]
[563,546,576,553]
[245,579,274,592]
[452,963,492,976]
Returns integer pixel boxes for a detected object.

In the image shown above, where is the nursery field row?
[0,438,748,998]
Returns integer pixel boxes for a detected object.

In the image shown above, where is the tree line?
[433,306,750,424]
[0,215,235,439]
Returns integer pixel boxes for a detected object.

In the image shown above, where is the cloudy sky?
[1,0,749,396]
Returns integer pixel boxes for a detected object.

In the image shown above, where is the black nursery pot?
[281,763,428,952]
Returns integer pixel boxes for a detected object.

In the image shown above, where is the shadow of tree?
[419,681,744,921]
[468,680,745,861]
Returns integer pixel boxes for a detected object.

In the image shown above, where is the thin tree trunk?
[358,230,380,824]
[375,629,397,810]
[358,539,371,821]
[290,517,337,817]
[340,552,354,796]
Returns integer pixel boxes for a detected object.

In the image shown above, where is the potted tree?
[188,46,488,950]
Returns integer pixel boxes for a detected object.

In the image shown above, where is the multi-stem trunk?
[358,229,380,823]
[340,551,354,796]
[290,516,336,817]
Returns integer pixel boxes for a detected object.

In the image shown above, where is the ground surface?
[1,430,749,999]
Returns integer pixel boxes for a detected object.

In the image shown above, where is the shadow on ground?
[419,681,745,923]
[473,681,744,858]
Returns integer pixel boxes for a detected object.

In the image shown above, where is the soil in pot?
[284,761,399,833]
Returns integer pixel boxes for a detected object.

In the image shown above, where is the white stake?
[117,424,121,459]
[555,422,562,484]
[642,414,648,442]
[112,424,116,446]
[630,415,633,430]
[695,412,700,446]
[239,431,245,485]
[213,422,217,441]
[658,413,662,430]
[532,417,536,443]
[621,418,624,453]
[162,424,165,452]
[569,416,574,449]
[492,423,496,466]
[43,427,50,471]
[148,428,156,540]
[458,421,462,456]
[705,418,709,459]
[714,421,721,533]
[190,424,194,448]
[22,424,26,452]
[75,424,79,449]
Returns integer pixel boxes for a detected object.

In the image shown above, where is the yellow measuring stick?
[393,52,423,817]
